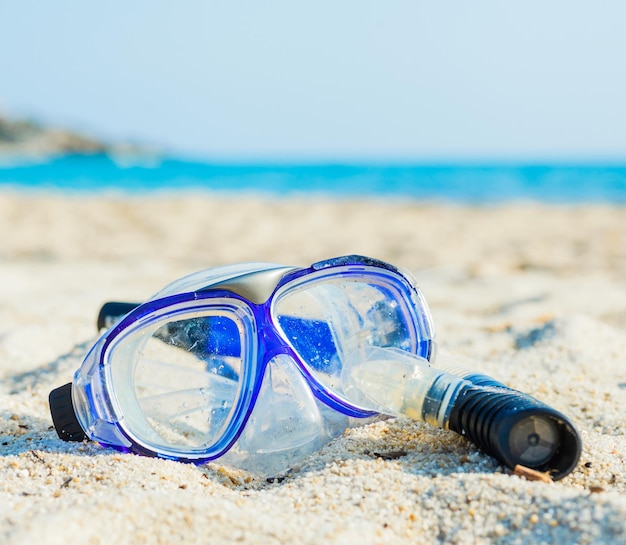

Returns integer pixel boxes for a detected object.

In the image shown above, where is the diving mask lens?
[107,304,253,456]
[273,271,431,404]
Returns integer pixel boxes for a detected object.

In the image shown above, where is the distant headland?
[0,113,158,161]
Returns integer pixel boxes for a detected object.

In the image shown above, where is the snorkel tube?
[343,348,582,481]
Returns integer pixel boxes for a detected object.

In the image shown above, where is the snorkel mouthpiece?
[345,348,581,480]
[446,383,581,480]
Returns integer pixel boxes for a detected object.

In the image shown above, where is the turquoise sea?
[1,155,626,203]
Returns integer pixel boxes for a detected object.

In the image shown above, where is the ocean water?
[1,154,626,203]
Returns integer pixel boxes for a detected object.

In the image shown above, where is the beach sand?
[1,190,625,544]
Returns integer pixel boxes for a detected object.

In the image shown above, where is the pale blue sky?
[1,1,625,161]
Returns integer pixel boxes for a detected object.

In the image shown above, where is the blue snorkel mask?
[49,255,581,480]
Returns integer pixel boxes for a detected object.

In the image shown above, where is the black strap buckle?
[49,383,87,442]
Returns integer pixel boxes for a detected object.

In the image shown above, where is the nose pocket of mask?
[237,354,323,453]
[220,354,329,474]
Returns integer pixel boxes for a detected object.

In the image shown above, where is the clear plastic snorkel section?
[342,348,582,480]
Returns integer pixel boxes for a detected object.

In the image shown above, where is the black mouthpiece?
[448,384,582,481]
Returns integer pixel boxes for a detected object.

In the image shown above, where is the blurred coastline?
[2,114,626,203]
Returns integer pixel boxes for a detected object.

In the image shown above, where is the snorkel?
[343,347,581,481]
